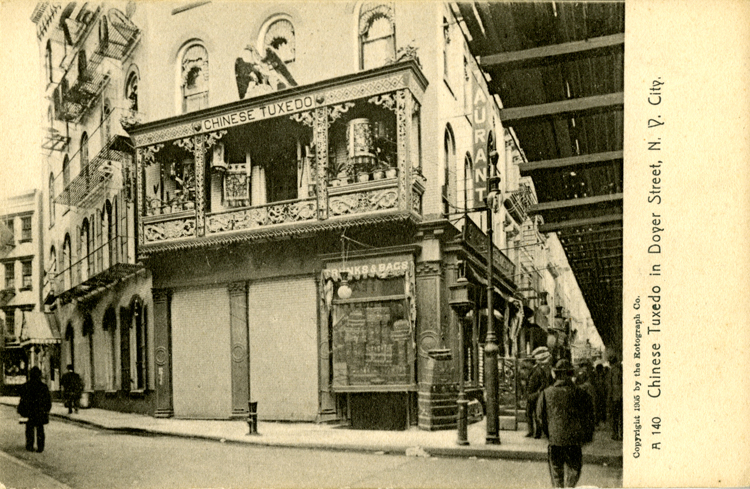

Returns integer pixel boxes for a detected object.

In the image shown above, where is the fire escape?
[44,4,142,305]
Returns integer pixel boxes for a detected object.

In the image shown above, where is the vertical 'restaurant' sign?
[471,71,490,205]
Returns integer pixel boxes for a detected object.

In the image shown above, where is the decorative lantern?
[337,271,352,299]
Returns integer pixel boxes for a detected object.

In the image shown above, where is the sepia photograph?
[0,1,747,488]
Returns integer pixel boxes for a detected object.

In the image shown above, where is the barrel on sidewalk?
[247,401,259,435]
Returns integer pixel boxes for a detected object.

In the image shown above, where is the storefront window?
[324,256,416,390]
[3,348,27,385]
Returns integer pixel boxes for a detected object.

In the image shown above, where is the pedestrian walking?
[536,359,596,488]
[606,354,623,440]
[17,367,52,453]
[61,364,83,414]
[526,346,553,438]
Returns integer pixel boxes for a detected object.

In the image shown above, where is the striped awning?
[19,311,62,346]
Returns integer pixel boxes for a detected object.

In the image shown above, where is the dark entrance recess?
[349,392,408,430]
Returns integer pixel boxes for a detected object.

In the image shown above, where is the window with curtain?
[126,71,139,112]
[181,43,209,113]
[21,261,32,290]
[263,18,295,64]
[49,173,55,226]
[359,3,395,70]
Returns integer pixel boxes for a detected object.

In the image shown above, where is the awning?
[19,311,62,346]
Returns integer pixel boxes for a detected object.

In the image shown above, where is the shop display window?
[330,275,415,389]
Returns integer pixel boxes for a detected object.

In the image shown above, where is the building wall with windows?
[33,1,153,412]
[30,1,577,428]
[0,190,46,393]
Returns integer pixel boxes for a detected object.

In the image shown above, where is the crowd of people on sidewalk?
[524,347,623,487]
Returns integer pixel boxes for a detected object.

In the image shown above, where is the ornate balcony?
[129,61,428,254]
[53,49,110,123]
[53,235,142,305]
[55,133,133,208]
[97,9,141,61]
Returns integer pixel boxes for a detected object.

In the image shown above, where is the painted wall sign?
[324,255,412,281]
[471,71,490,205]
[201,95,318,131]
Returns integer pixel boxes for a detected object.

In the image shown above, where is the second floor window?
[21,261,32,290]
[4,310,14,336]
[63,155,71,190]
[4,263,14,289]
[181,43,209,113]
[263,18,295,64]
[21,217,31,242]
[3,219,13,243]
[126,71,139,112]
[359,3,395,70]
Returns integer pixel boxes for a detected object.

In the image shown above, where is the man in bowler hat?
[537,359,596,487]
[17,367,52,452]
[526,346,553,437]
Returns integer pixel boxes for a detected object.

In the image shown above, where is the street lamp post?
[450,271,472,446]
[484,150,501,445]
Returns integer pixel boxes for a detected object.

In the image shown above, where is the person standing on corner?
[61,364,83,414]
[536,359,596,488]
[17,367,52,453]
[526,346,553,438]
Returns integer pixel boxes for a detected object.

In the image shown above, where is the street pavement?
[0,397,621,465]
[0,403,622,489]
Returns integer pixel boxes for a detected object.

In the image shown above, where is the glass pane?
[331,298,412,388]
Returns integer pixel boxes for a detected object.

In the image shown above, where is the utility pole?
[484,148,501,445]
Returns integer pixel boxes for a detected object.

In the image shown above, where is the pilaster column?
[135,148,145,247]
[152,288,173,418]
[193,133,207,237]
[228,281,250,418]
[313,106,329,220]
[395,90,414,212]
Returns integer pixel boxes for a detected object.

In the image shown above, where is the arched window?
[101,99,112,146]
[45,40,53,84]
[180,42,208,113]
[48,245,57,292]
[65,323,75,370]
[49,173,55,226]
[463,152,474,212]
[62,233,72,290]
[80,132,89,174]
[103,307,117,390]
[129,296,148,390]
[126,71,139,112]
[105,200,115,265]
[442,126,455,216]
[83,314,94,390]
[62,155,71,190]
[81,219,90,280]
[262,18,295,64]
[359,3,395,70]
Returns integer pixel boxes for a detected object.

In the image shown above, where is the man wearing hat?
[537,359,596,488]
[526,346,553,438]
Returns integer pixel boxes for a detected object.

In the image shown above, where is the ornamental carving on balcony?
[395,89,409,209]
[204,130,227,150]
[368,93,396,112]
[289,110,314,127]
[411,193,421,215]
[206,200,317,234]
[314,107,330,220]
[140,143,164,166]
[323,75,404,106]
[328,188,398,216]
[144,217,196,242]
[173,136,196,152]
[328,102,355,123]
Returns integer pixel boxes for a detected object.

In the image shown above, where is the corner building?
[35,1,536,429]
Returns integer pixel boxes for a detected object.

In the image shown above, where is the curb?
[49,412,622,467]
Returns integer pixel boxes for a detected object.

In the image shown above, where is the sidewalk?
[1,397,621,466]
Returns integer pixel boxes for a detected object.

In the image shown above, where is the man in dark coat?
[61,364,83,414]
[537,359,596,488]
[17,367,52,452]
[526,346,553,437]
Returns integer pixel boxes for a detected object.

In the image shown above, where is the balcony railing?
[53,47,110,123]
[51,235,141,304]
[97,9,141,61]
[132,60,428,250]
[55,134,133,208]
